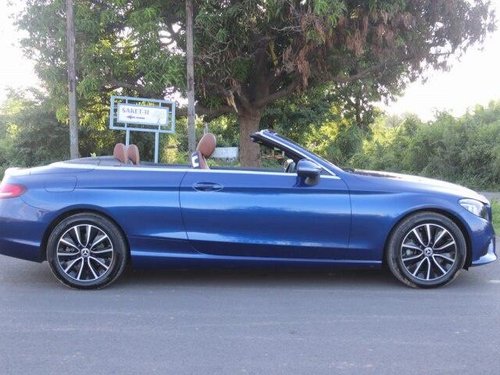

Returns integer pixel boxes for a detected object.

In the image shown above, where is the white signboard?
[212,147,239,159]
[110,96,176,163]
[117,104,168,126]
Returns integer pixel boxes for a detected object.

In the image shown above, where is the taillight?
[0,183,26,199]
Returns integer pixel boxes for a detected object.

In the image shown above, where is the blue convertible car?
[0,130,496,289]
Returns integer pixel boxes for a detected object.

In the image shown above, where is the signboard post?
[109,96,175,163]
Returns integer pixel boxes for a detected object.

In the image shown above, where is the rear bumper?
[0,238,44,262]
[0,198,47,262]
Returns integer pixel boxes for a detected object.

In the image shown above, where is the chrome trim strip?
[50,162,341,179]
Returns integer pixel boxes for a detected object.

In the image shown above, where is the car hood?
[351,169,489,203]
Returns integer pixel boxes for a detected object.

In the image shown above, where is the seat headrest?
[113,143,128,163]
[127,144,140,165]
[196,133,216,158]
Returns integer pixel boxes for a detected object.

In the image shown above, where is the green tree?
[17,0,495,166]
[0,90,70,175]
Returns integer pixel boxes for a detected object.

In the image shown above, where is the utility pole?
[66,0,79,159]
[186,0,196,153]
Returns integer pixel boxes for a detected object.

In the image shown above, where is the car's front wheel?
[47,213,127,289]
[386,212,466,288]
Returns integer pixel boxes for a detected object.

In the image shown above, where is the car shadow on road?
[116,265,400,290]
[2,253,495,291]
[0,256,401,290]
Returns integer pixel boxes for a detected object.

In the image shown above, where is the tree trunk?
[185,0,196,153]
[66,0,79,159]
[238,108,262,167]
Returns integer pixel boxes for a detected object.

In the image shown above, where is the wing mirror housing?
[296,159,321,186]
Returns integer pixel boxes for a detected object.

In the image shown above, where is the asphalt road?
[1,241,499,375]
[481,192,500,201]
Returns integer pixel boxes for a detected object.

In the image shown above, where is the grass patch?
[492,200,500,234]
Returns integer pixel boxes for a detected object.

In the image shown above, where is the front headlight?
[459,198,489,220]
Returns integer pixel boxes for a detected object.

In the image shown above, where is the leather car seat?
[191,133,216,169]
[113,143,128,164]
[127,144,140,165]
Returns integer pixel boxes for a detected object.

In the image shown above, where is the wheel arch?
[382,208,472,269]
[40,208,131,263]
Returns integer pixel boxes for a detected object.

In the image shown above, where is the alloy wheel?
[400,223,457,282]
[56,224,114,282]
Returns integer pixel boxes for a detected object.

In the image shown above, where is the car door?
[179,168,351,260]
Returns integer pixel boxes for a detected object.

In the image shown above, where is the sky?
[0,0,499,121]
[380,0,500,120]
[0,1,37,100]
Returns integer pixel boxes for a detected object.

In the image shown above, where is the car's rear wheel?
[386,212,466,288]
[47,213,127,289]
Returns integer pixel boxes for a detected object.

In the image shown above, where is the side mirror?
[296,159,321,186]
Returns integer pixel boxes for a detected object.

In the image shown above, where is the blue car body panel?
[180,170,351,259]
[0,130,496,271]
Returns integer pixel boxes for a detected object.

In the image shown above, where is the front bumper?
[471,236,497,266]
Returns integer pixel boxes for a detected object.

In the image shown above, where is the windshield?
[269,132,344,174]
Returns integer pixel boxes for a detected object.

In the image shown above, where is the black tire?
[386,212,466,288]
[47,213,127,289]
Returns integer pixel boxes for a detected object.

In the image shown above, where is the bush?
[0,91,71,172]
[349,102,500,189]
[491,200,500,234]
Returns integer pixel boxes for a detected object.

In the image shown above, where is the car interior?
[66,132,308,175]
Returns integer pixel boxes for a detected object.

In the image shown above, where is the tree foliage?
[15,0,496,165]
[0,90,70,176]
[2,90,499,190]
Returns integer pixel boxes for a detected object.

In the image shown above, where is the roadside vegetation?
[1,91,499,192]
[348,104,500,190]
[9,0,495,166]
[492,200,500,234]
[0,1,498,192]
